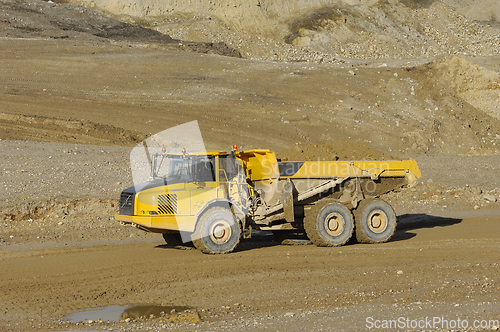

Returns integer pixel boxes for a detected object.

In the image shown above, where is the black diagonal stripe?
[157,194,177,214]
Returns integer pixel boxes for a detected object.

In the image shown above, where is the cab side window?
[195,158,215,182]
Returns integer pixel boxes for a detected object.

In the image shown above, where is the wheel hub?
[367,209,388,233]
[325,212,345,237]
[209,220,232,244]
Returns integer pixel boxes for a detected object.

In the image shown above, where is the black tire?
[191,207,241,254]
[354,199,396,244]
[162,232,194,249]
[162,232,183,247]
[304,202,354,247]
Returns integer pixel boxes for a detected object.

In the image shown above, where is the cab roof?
[164,151,229,157]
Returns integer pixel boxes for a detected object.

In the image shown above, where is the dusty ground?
[1,216,499,331]
[1,0,500,331]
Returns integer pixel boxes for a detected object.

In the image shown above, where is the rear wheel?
[191,207,241,254]
[304,202,354,247]
[354,199,396,244]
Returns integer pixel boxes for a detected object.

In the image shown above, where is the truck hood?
[122,177,185,194]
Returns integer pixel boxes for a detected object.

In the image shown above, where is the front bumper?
[114,214,196,233]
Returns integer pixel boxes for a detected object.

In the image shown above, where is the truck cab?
[116,150,248,236]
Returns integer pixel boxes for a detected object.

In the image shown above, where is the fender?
[195,198,246,224]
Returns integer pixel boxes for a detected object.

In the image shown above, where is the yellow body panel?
[236,149,279,181]
[133,183,217,215]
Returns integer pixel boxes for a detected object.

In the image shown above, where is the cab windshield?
[167,155,215,182]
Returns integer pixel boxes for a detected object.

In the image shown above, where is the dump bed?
[236,149,420,185]
[235,149,420,213]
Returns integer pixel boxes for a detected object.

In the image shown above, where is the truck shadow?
[235,234,283,252]
[390,213,463,242]
[154,233,281,252]
[155,214,462,252]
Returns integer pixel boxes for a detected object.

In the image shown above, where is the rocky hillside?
[72,0,500,61]
[1,0,499,157]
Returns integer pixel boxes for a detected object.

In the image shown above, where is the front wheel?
[354,199,396,244]
[191,207,241,254]
[304,202,354,247]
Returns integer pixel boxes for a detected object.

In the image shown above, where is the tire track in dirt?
[0,112,144,146]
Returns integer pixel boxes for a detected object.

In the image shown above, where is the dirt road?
[1,213,499,332]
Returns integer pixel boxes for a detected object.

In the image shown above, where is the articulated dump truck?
[115,147,420,254]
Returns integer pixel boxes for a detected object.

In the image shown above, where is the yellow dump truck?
[115,147,420,254]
